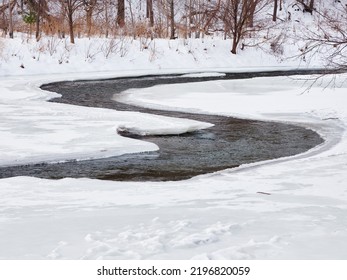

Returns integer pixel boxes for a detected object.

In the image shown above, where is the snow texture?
[1,32,347,259]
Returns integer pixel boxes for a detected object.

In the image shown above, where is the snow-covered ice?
[0,75,212,167]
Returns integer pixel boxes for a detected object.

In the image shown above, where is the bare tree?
[299,1,347,69]
[35,0,42,40]
[83,0,97,37]
[117,0,125,28]
[5,0,15,38]
[146,0,154,27]
[154,0,166,37]
[186,0,221,38]
[101,0,112,37]
[186,0,192,38]
[0,1,12,36]
[61,0,84,43]
[247,0,257,27]
[221,0,267,54]
[169,0,175,39]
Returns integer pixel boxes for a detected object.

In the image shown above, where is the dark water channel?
[0,70,328,181]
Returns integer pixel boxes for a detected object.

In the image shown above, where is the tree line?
[0,0,334,55]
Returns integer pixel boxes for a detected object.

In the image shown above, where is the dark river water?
[0,70,327,181]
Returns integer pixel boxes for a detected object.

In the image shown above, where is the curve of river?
[0,70,330,181]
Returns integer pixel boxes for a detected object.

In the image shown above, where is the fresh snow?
[1,31,347,259]
[0,35,320,78]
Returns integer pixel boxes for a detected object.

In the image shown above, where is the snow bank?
[0,35,316,78]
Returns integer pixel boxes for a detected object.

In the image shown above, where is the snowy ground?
[1,68,347,259]
[1,26,347,259]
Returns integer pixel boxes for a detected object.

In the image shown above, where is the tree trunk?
[68,11,75,43]
[35,0,41,41]
[103,0,109,37]
[117,0,125,28]
[188,0,192,38]
[86,7,93,37]
[58,1,65,39]
[273,0,278,22]
[127,0,136,38]
[231,36,237,54]
[8,0,14,39]
[146,0,154,27]
[248,0,256,28]
[223,0,230,40]
[169,0,175,39]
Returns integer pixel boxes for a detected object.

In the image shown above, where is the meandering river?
[0,70,328,181]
